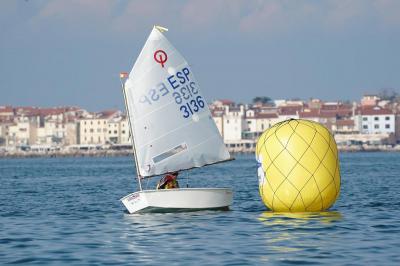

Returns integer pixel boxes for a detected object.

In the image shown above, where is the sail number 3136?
[179,96,205,118]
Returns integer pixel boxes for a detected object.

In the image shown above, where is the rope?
[186,171,189,188]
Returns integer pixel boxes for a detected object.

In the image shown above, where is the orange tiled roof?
[357,106,393,115]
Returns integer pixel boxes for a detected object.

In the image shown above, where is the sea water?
[1,153,400,265]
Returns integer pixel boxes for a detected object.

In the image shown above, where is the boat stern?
[120,192,148,214]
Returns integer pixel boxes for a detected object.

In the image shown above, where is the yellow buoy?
[256,119,341,212]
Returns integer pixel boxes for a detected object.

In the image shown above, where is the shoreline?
[1,146,400,159]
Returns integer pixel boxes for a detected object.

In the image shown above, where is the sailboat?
[120,26,233,214]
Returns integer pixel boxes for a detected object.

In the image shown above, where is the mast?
[120,75,143,191]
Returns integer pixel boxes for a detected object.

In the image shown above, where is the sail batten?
[125,27,230,177]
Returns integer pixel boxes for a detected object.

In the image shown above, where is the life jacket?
[165,177,178,189]
[157,174,179,189]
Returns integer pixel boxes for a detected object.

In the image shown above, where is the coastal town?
[1,93,400,157]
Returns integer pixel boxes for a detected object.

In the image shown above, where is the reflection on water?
[120,211,234,264]
[259,211,343,225]
[258,211,343,254]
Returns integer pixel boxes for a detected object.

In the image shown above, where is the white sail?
[124,26,230,177]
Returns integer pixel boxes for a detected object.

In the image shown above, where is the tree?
[378,88,398,102]
[252,96,272,105]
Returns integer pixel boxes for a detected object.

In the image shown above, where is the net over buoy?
[256,119,341,212]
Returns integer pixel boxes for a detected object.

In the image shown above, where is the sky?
[1,0,400,111]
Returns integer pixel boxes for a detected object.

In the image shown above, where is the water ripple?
[0,153,400,265]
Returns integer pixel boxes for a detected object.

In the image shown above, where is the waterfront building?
[106,115,130,145]
[308,98,323,109]
[299,109,321,123]
[107,118,121,144]
[78,114,109,145]
[355,106,395,135]
[79,118,107,145]
[275,99,304,108]
[0,122,14,147]
[78,110,127,145]
[211,99,235,108]
[222,105,245,141]
[277,108,300,121]
[32,108,80,146]
[361,95,380,106]
[395,113,400,143]
[244,109,279,139]
[332,119,357,134]
[64,122,78,145]
[2,93,400,153]
[6,118,32,146]
[0,106,14,120]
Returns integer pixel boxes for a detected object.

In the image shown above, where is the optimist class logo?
[154,50,167,68]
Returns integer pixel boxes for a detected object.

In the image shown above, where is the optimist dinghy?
[120,26,233,214]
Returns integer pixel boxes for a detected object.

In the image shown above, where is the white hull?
[120,188,233,214]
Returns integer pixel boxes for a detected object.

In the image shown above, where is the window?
[385,124,390,129]
[362,117,367,121]
[226,120,229,124]
[374,117,379,121]
[114,130,117,134]
[363,125,368,129]
[385,116,390,121]
[90,129,94,133]
[90,121,93,125]
[109,131,111,134]
[374,124,379,129]
[122,130,125,134]
[97,129,101,133]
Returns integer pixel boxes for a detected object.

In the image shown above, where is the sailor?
[157,171,180,189]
